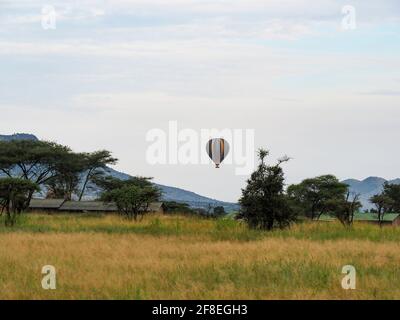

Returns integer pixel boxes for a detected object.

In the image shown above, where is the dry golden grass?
[0,213,400,299]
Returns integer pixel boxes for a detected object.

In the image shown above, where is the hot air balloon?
[206,138,229,168]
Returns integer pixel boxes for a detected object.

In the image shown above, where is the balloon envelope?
[206,138,229,168]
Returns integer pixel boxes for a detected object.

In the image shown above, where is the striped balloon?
[206,138,229,168]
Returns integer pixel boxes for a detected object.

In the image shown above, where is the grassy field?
[0,213,400,300]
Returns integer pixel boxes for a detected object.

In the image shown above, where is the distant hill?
[0,133,38,141]
[343,177,400,210]
[0,133,239,212]
[104,167,239,212]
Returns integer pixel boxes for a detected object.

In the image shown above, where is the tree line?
[1,139,399,230]
[0,139,228,226]
[238,149,400,230]
[0,139,162,225]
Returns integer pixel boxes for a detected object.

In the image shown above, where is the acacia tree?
[0,140,118,202]
[238,149,296,230]
[106,186,160,221]
[0,140,71,207]
[99,177,161,221]
[380,183,400,212]
[45,152,87,200]
[78,151,118,201]
[94,176,154,193]
[0,178,39,226]
[327,192,362,227]
[370,184,399,227]
[287,175,348,220]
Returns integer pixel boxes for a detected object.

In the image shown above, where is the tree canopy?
[370,182,400,226]
[98,176,161,221]
[45,152,87,200]
[326,192,362,226]
[0,139,117,204]
[238,149,296,230]
[78,150,117,201]
[0,178,39,226]
[0,140,71,185]
[287,175,349,220]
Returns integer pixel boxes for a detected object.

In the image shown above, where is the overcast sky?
[1,0,400,202]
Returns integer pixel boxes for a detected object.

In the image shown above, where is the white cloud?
[2,0,399,29]
[263,20,313,40]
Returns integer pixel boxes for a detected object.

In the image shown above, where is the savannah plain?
[1,213,400,300]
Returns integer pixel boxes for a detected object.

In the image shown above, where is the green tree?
[94,176,155,194]
[0,178,39,226]
[98,176,161,221]
[380,183,400,212]
[370,183,400,227]
[45,152,87,200]
[102,185,161,221]
[163,201,193,214]
[238,149,296,230]
[78,151,118,201]
[370,194,394,227]
[0,140,71,182]
[0,140,71,206]
[327,192,362,227]
[0,140,117,204]
[287,175,348,220]
[213,206,226,217]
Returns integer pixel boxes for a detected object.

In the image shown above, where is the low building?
[353,213,400,226]
[59,201,164,214]
[59,201,118,213]
[317,213,400,226]
[28,199,165,214]
[29,199,66,212]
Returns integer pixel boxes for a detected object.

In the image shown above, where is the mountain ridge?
[104,166,239,211]
[343,177,400,210]
[0,133,38,141]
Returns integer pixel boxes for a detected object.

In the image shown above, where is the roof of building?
[353,213,400,222]
[28,199,164,213]
[59,201,118,212]
[318,213,400,222]
[29,199,66,209]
